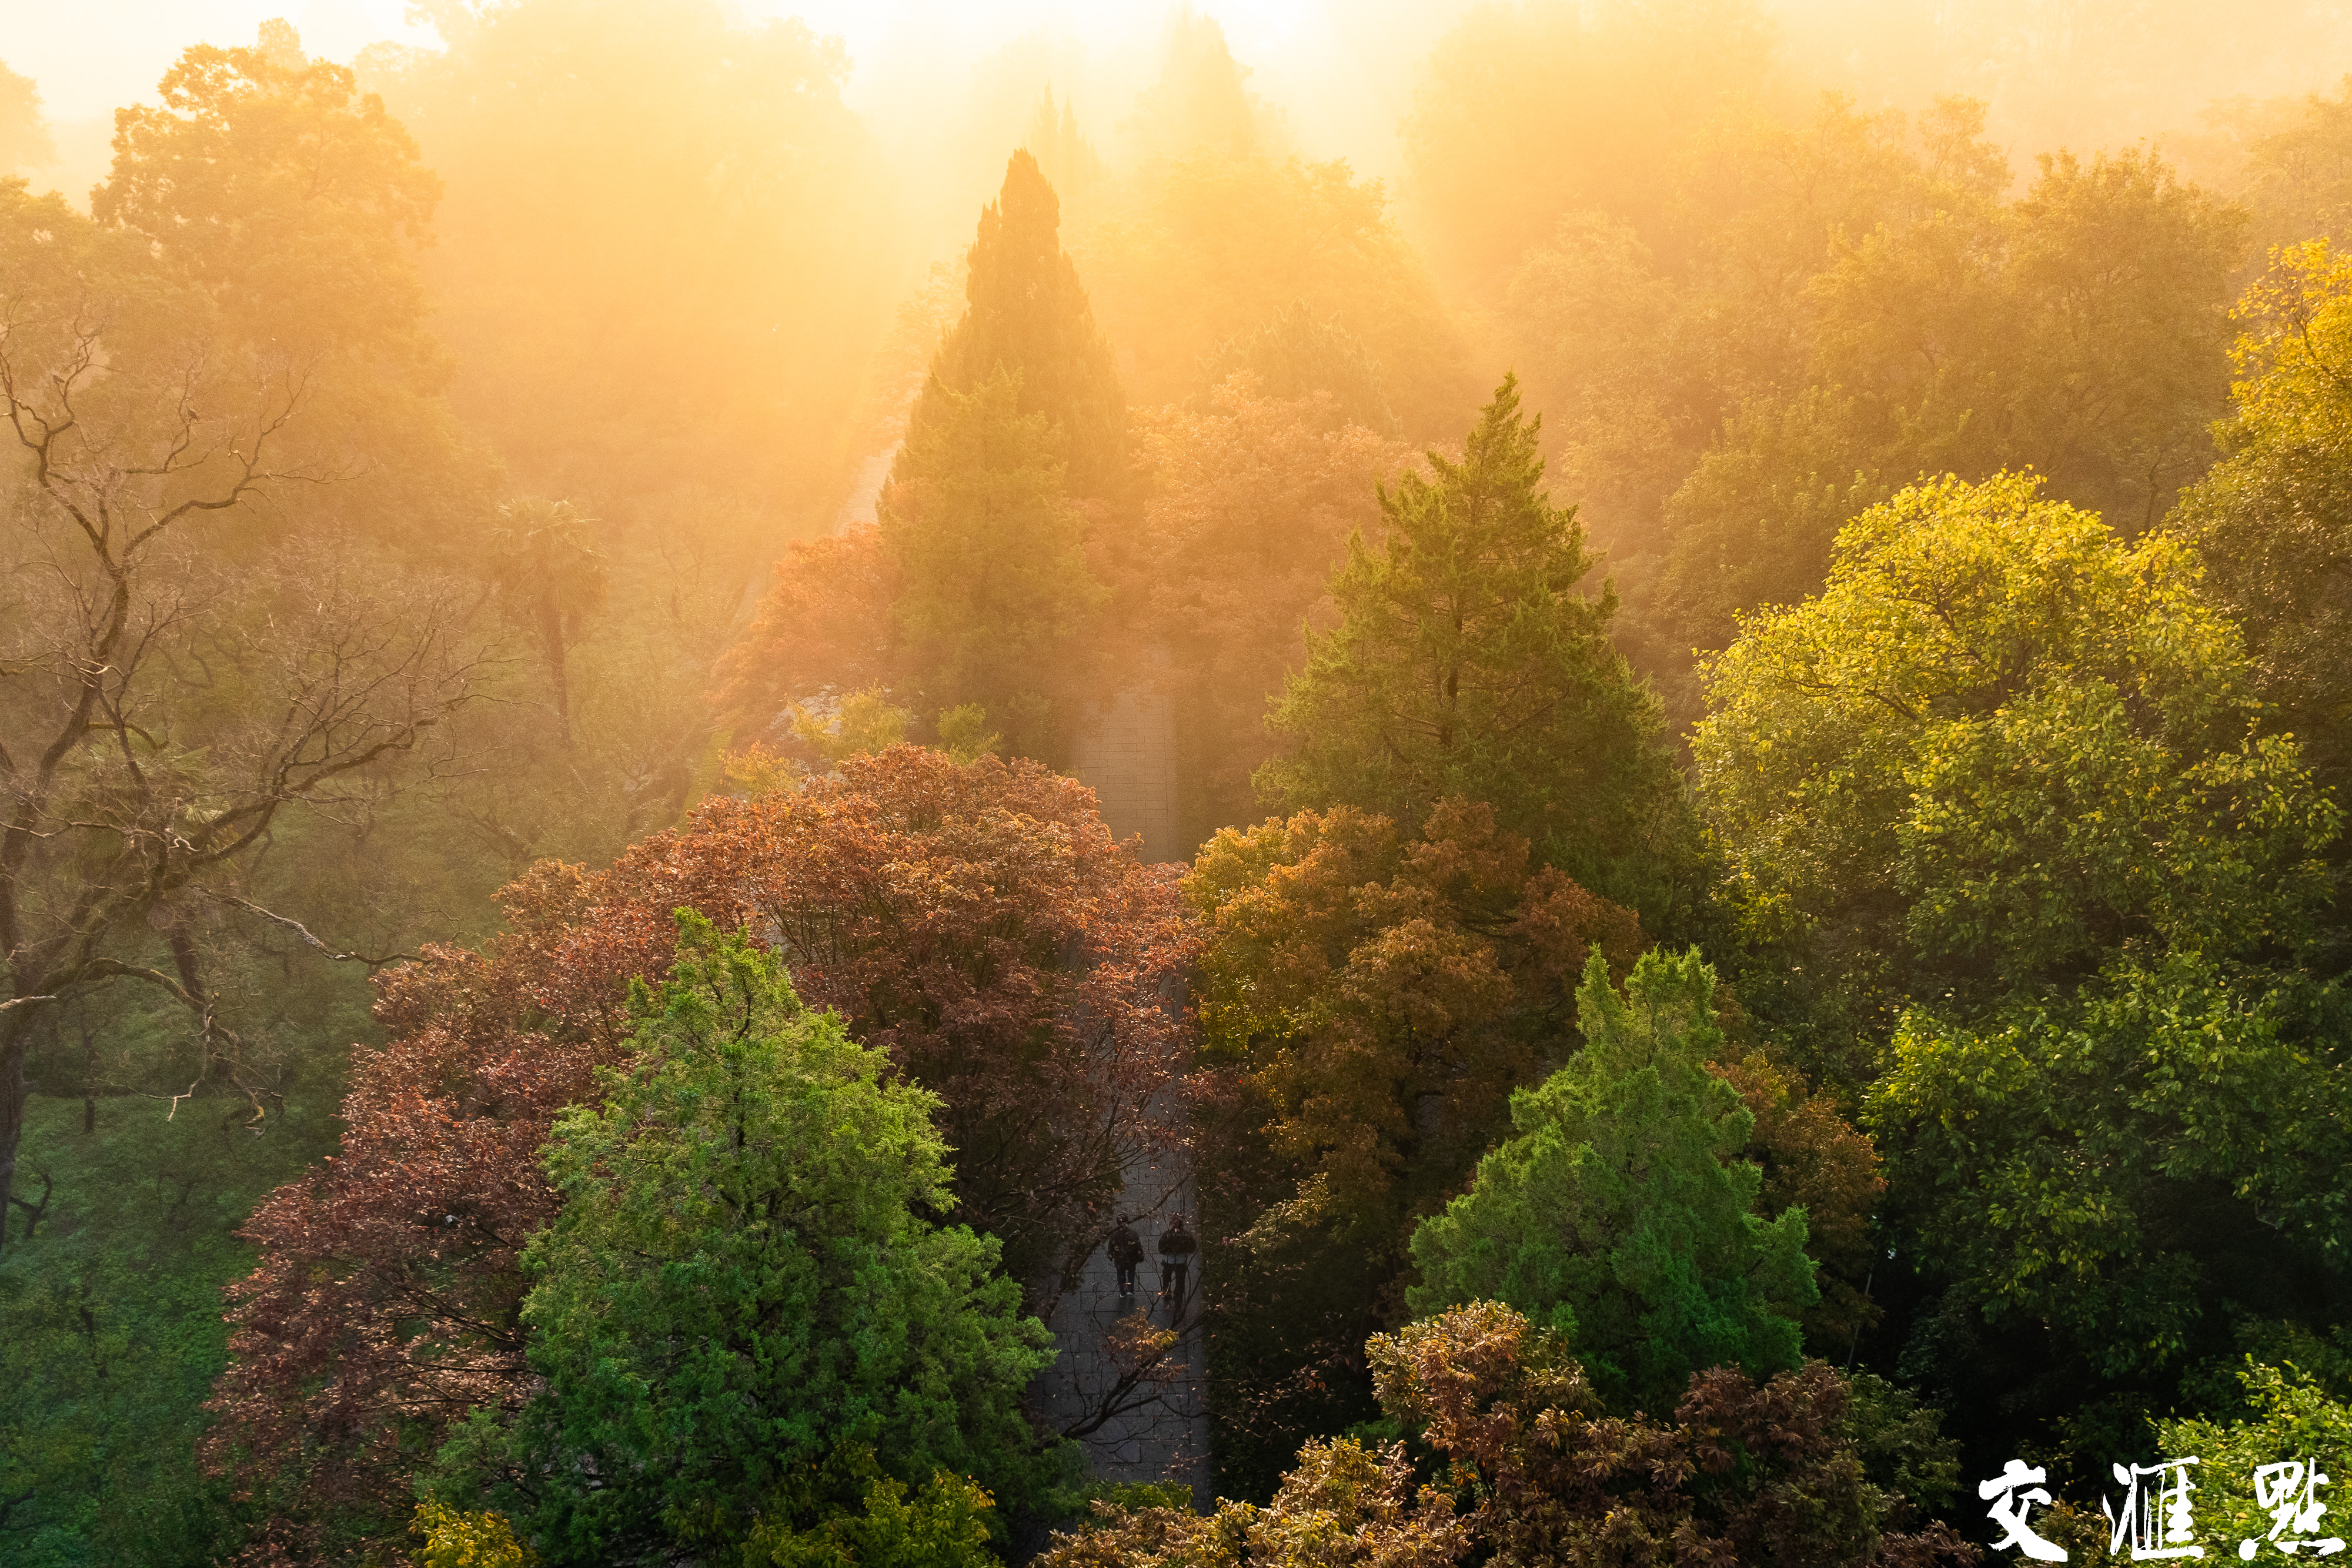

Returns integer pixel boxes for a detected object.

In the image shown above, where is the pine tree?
[880,372,1101,757]
[1128,8,1265,161]
[917,149,1127,497]
[1257,375,1688,912]
[1023,88,1104,212]
[1406,948,1818,1419]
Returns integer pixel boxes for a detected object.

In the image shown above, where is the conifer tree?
[1024,88,1104,212]
[444,917,1054,1560]
[1257,375,1688,912]
[917,149,1127,497]
[1406,948,1818,1419]
[879,372,1100,756]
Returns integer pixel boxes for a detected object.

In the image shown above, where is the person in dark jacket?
[1109,1219,1145,1301]
[1157,1213,1197,1316]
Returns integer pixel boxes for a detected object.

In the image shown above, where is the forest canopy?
[5,3,2352,1566]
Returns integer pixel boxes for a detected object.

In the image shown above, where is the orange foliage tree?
[1044,1301,1976,1567]
[1181,798,1643,1488]
[206,748,1198,1556]
[709,523,901,745]
[1188,798,1643,1250]
[1712,1054,1887,1356]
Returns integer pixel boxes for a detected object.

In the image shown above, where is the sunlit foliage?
[1408,950,1817,1417]
[2174,239,2352,838]
[15,1,2352,1557]
[1698,471,2338,999]
[1259,376,1692,918]
[431,920,1051,1562]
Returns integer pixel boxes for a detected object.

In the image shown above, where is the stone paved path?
[1038,659,1205,1509]
[1028,1142,1211,1510]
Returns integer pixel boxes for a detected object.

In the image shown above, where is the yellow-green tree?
[1697,470,2337,1002]
[2173,239,2352,838]
[95,19,487,538]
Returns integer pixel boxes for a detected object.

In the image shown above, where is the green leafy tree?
[878,371,1102,757]
[2160,1363,2352,1559]
[0,61,54,175]
[93,21,483,539]
[1407,948,1817,1417]
[441,915,1054,1563]
[2233,79,2352,263]
[922,148,1127,497]
[1258,375,1690,917]
[1867,954,2352,1383]
[1696,470,2340,1008]
[1649,137,2241,725]
[2173,240,2352,860]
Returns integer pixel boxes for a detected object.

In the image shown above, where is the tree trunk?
[0,1011,32,1258]
[542,596,573,747]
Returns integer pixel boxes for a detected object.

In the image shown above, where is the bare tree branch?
[201,890,421,969]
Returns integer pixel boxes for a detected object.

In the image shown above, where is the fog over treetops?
[6,4,2352,1566]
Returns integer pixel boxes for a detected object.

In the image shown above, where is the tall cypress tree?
[1256,375,1691,915]
[914,149,1127,498]
[879,150,1124,757]
[880,372,1099,758]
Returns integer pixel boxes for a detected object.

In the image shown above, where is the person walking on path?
[1109,1218,1145,1304]
[1157,1213,1197,1318]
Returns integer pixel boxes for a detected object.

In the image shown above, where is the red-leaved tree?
[1044,1300,1979,1567]
[708,522,900,743]
[206,747,1198,1557]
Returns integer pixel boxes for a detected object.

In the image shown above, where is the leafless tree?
[0,235,482,1246]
